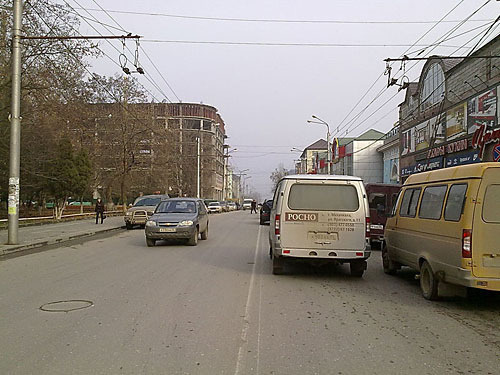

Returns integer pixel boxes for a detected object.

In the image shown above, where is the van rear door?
[472,167,500,279]
[280,180,366,251]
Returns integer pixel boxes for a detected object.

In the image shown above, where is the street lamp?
[307,115,331,174]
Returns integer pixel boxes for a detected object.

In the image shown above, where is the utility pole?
[8,0,23,244]
[197,136,200,198]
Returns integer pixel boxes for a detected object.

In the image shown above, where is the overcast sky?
[66,0,499,196]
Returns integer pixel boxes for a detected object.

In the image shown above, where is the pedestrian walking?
[95,198,105,224]
[250,199,257,214]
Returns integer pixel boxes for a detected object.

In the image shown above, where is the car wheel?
[126,222,132,230]
[259,218,265,225]
[382,243,400,275]
[200,225,208,240]
[188,228,199,246]
[269,246,273,259]
[272,256,285,275]
[146,237,155,247]
[350,260,366,277]
[420,260,439,300]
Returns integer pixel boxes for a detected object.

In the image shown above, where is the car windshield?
[134,197,162,207]
[209,202,220,206]
[156,200,197,213]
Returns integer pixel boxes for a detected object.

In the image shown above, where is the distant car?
[125,194,169,229]
[259,199,273,225]
[145,198,209,247]
[68,201,92,206]
[242,198,253,210]
[219,201,229,212]
[207,201,222,214]
[227,202,237,211]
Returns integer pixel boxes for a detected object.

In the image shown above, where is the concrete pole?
[8,0,23,244]
[197,136,200,198]
[327,129,331,175]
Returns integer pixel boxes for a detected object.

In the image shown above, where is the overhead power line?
[72,8,494,25]
[141,40,467,48]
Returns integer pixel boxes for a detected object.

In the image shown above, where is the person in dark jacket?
[250,199,257,214]
[95,198,105,224]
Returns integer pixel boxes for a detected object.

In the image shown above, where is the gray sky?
[67,0,499,196]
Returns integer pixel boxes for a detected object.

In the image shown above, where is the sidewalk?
[0,216,125,257]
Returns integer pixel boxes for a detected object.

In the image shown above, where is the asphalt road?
[1,211,499,375]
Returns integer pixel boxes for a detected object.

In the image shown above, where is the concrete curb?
[1,226,124,257]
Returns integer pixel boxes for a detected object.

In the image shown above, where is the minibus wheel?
[272,256,285,275]
[382,243,399,275]
[420,261,439,300]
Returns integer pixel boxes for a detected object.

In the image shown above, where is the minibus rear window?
[288,184,359,211]
[483,184,500,223]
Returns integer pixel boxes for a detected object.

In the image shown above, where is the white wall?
[352,140,384,183]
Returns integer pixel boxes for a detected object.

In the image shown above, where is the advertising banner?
[467,88,497,134]
[401,128,414,155]
[401,157,443,177]
[446,103,467,140]
[445,150,480,167]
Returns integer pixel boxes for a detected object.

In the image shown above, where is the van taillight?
[462,229,472,258]
[365,217,370,239]
[275,214,280,235]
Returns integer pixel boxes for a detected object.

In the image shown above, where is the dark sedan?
[145,198,209,247]
[259,199,273,225]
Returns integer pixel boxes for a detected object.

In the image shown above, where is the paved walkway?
[0,216,124,256]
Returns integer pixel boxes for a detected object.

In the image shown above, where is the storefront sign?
[401,157,443,176]
[445,151,480,167]
[471,124,500,159]
[427,139,469,159]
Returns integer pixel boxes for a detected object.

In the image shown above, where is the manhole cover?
[39,300,93,313]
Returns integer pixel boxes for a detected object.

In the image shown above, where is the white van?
[269,174,371,276]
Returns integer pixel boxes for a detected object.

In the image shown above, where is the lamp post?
[307,115,331,175]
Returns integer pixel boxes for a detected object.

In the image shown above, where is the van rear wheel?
[272,256,285,275]
[350,260,366,277]
[382,243,400,275]
[420,261,439,300]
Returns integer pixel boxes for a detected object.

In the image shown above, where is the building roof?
[355,129,385,141]
[305,139,328,150]
[335,137,355,146]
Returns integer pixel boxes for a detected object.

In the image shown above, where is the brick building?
[398,35,499,181]
[75,102,227,203]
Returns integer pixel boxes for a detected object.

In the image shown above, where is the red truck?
[365,183,401,249]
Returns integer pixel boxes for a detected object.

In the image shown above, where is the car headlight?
[126,211,133,216]
[178,220,193,226]
[146,220,157,227]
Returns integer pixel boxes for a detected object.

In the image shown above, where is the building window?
[184,119,201,130]
[421,63,445,110]
[203,120,213,131]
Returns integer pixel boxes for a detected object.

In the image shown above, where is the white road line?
[256,232,264,375]
[234,224,261,375]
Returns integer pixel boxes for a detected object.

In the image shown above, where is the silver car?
[124,194,169,229]
[145,198,209,247]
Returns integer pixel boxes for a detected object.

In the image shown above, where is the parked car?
[259,199,273,225]
[145,198,209,247]
[219,201,229,212]
[365,183,401,248]
[383,163,500,300]
[242,198,253,210]
[227,202,237,211]
[269,174,371,276]
[207,201,223,214]
[124,194,169,229]
[68,201,93,206]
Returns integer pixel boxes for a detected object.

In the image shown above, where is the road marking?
[234,224,261,375]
